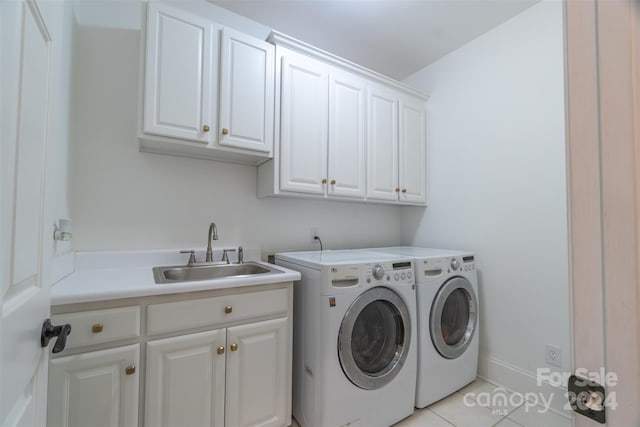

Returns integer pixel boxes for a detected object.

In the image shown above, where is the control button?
[394,273,400,281]
[408,272,413,279]
[451,258,460,271]
[366,278,371,283]
[386,275,390,281]
[372,265,384,280]
[401,273,406,280]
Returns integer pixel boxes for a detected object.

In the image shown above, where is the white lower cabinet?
[226,317,289,427]
[47,344,140,427]
[145,329,227,427]
[48,284,293,427]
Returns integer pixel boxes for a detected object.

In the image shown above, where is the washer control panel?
[366,261,413,285]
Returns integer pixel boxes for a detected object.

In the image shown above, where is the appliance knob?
[372,265,384,280]
[394,273,400,281]
[451,258,460,271]
[401,273,406,280]
[408,272,413,279]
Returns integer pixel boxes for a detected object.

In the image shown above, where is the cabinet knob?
[330,180,336,185]
[222,128,229,135]
[217,346,225,355]
[230,343,238,352]
[321,179,327,185]
[202,125,210,132]
[395,188,400,192]
[125,365,136,375]
[402,188,407,193]
[92,323,104,333]
[224,305,233,314]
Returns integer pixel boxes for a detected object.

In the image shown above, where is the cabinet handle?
[224,305,233,314]
[230,343,238,351]
[125,365,136,375]
[222,128,229,135]
[402,189,407,193]
[395,188,400,192]
[92,323,104,333]
[330,180,336,185]
[321,179,327,185]
[202,125,210,132]
[217,346,225,355]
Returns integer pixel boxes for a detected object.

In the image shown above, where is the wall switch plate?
[545,344,562,367]
[310,227,320,243]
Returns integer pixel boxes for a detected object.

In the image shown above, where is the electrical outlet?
[310,227,320,243]
[545,344,562,367]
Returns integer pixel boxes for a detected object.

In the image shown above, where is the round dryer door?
[430,276,478,359]
[338,287,412,390]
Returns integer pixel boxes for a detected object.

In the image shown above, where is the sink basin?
[153,262,283,284]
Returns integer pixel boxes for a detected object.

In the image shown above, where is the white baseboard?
[478,353,572,418]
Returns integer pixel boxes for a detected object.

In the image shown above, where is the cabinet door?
[48,344,140,427]
[399,96,427,204]
[219,28,274,153]
[279,51,328,195]
[328,70,366,198]
[143,3,215,143]
[145,330,226,427]
[226,317,289,427]
[366,85,399,201]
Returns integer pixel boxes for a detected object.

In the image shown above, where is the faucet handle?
[221,248,236,264]
[180,250,197,266]
[236,246,244,264]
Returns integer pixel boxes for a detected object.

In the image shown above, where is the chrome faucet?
[237,246,244,264]
[205,222,219,263]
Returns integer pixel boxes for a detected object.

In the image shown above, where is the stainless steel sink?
[153,262,283,284]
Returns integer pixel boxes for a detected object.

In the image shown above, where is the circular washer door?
[430,276,478,359]
[338,287,412,390]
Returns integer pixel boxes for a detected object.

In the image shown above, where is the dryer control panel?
[365,261,414,285]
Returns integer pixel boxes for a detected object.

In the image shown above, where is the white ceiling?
[211,0,539,80]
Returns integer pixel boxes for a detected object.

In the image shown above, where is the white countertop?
[51,248,301,306]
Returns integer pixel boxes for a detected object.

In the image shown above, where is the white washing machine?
[275,250,417,427]
[365,247,479,408]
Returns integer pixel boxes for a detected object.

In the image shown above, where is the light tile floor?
[291,379,573,427]
[394,379,573,427]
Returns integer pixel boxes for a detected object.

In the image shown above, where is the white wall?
[402,0,570,400]
[68,1,402,255]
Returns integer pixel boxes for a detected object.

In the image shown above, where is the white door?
[143,3,215,143]
[48,345,140,427]
[327,70,366,199]
[565,1,640,425]
[279,51,329,195]
[399,96,427,204]
[366,84,399,202]
[0,0,52,425]
[226,317,288,427]
[219,27,274,153]
[145,329,226,427]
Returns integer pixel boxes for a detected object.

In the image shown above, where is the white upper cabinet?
[399,96,427,204]
[143,3,215,143]
[140,3,275,164]
[219,28,274,153]
[279,50,329,194]
[366,84,399,202]
[328,70,367,199]
[258,32,428,205]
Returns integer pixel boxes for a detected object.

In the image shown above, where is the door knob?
[41,319,72,353]
[222,128,229,135]
[224,305,233,314]
[230,343,238,351]
[202,125,210,132]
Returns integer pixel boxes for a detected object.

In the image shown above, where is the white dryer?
[275,250,417,427]
[365,247,479,408]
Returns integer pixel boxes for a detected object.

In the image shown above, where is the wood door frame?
[565,0,640,425]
